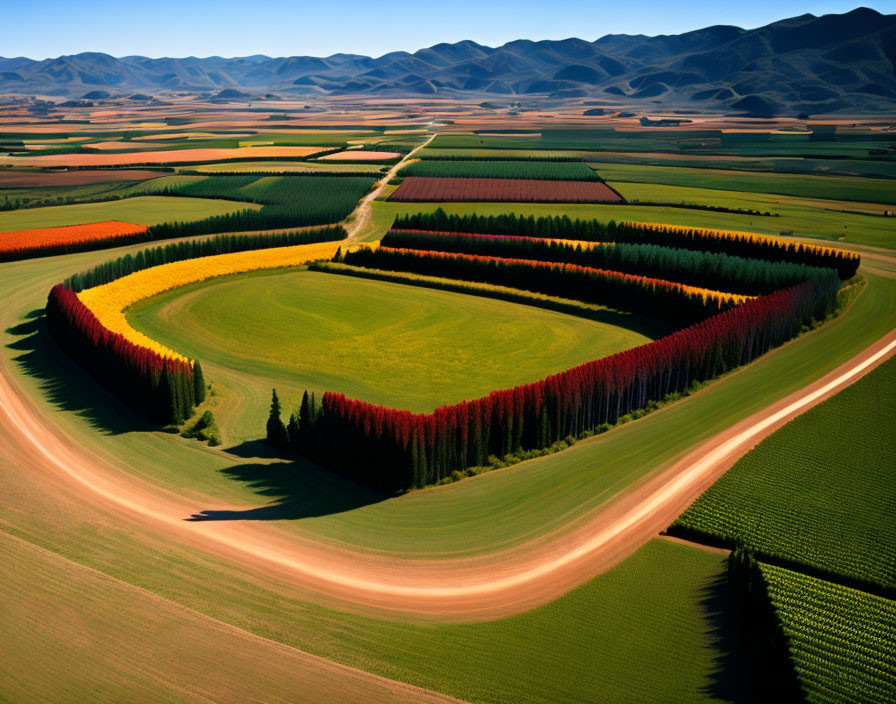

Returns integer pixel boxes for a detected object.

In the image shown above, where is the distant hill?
[2,7,894,114]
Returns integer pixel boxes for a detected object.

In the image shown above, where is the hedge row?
[293,278,838,491]
[382,229,838,296]
[392,210,861,279]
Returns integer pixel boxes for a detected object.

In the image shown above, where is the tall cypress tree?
[193,360,206,404]
[266,389,288,446]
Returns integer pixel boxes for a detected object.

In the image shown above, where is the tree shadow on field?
[698,573,758,703]
[185,452,391,522]
[5,309,154,435]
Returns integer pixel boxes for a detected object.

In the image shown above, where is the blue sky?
[4,0,894,59]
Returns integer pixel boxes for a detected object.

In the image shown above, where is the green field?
[2,237,894,560]
[0,195,260,231]
[672,356,896,590]
[591,162,896,205]
[761,563,896,704]
[1,119,896,703]
[398,159,600,180]
[127,269,659,441]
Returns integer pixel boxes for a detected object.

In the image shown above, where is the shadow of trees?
[5,309,154,435]
[185,452,391,522]
[698,572,758,703]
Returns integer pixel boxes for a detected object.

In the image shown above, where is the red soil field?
[389,177,624,203]
[0,170,163,187]
[0,220,147,254]
[0,146,327,167]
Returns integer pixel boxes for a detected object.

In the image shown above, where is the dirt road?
[344,131,437,241]
[2,323,892,618]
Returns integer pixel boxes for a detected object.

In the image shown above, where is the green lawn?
[673,357,896,590]
[127,269,658,442]
[591,162,896,205]
[0,195,260,232]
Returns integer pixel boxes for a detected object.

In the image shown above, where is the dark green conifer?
[193,360,206,404]
[266,389,288,446]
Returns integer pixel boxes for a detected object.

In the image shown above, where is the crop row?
[382,229,838,296]
[761,563,896,704]
[388,177,624,203]
[0,220,149,262]
[144,175,376,236]
[397,160,600,181]
[670,356,895,593]
[393,209,861,279]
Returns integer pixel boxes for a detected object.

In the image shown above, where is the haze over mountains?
[2,7,894,115]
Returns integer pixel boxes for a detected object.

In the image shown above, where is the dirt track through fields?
[1,322,893,618]
[345,131,436,240]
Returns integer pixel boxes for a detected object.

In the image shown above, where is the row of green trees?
[65,226,346,291]
[392,210,861,279]
[382,229,835,296]
[343,246,747,323]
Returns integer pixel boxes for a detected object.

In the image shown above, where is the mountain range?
[2,7,895,115]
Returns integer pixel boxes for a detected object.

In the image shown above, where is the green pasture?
[674,356,896,590]
[0,195,260,232]
[591,162,896,205]
[127,269,658,441]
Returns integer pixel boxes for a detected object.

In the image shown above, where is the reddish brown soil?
[389,177,624,203]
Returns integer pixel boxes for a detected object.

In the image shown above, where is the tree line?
[267,278,838,491]
[344,246,750,324]
[392,210,861,279]
[382,229,837,296]
[64,226,345,291]
[46,284,204,425]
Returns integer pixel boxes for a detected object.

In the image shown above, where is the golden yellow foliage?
[78,241,345,362]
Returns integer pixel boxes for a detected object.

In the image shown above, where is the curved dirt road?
[2,322,893,618]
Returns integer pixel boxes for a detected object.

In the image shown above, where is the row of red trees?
[298,277,838,491]
[45,284,202,424]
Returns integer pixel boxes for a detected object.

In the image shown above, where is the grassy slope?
[0,530,447,704]
[590,162,896,205]
[1,241,894,559]
[0,195,260,231]
[360,198,896,248]
[127,269,657,440]
[761,563,896,704]
[673,357,896,590]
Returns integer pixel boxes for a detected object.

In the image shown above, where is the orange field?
[0,146,328,167]
[0,220,148,254]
